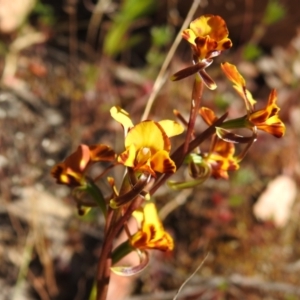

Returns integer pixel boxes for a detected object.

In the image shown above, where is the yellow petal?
[146,231,174,251]
[51,163,82,186]
[132,209,144,226]
[125,121,170,152]
[51,164,66,183]
[131,203,174,251]
[142,203,173,249]
[118,144,136,167]
[110,106,134,133]
[216,38,232,51]
[257,116,286,138]
[222,63,257,108]
[190,15,214,38]
[191,15,231,46]
[266,89,280,116]
[213,139,235,157]
[182,28,197,46]
[158,120,184,137]
[221,62,245,87]
[143,203,163,235]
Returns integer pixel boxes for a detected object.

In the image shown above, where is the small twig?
[12,232,35,300]
[27,270,51,300]
[141,0,202,121]
[159,189,192,221]
[1,31,46,82]
[34,231,59,297]
[86,0,112,46]
[64,0,79,65]
[173,252,210,300]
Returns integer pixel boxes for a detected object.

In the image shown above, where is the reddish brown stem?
[96,197,143,300]
[183,74,204,154]
[96,243,112,300]
[96,208,115,300]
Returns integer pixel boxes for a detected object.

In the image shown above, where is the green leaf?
[151,26,173,47]
[103,22,130,55]
[263,0,286,25]
[103,0,156,56]
[120,0,156,21]
[33,1,55,26]
[168,178,207,190]
[229,195,244,207]
[233,168,256,185]
[75,180,107,217]
[242,44,263,61]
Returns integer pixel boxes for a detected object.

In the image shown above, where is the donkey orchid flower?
[51,144,116,186]
[172,15,232,89]
[131,203,174,251]
[221,62,285,138]
[111,106,184,177]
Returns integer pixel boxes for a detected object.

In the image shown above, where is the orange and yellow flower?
[51,144,116,186]
[131,202,174,251]
[182,14,232,60]
[221,62,285,138]
[110,106,184,177]
[198,107,239,179]
[203,139,239,179]
[248,89,285,138]
[172,15,232,89]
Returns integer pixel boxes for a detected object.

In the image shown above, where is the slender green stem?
[111,240,135,265]
[220,115,248,129]
[86,180,107,217]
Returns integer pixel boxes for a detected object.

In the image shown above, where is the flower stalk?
[49,13,286,300]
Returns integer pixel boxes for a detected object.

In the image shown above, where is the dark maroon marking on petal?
[162,159,176,173]
[222,40,232,49]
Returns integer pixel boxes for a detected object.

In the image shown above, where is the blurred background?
[0,0,300,299]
